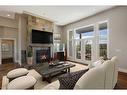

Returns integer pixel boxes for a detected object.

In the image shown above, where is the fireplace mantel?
[30,44,53,47]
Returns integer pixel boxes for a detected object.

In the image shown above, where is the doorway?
[1,39,14,64]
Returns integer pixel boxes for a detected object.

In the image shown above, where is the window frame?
[67,29,74,60]
[98,20,109,59]
[67,20,109,63]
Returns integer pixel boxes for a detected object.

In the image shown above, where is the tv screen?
[32,29,53,44]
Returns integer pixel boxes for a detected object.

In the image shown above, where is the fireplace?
[32,46,52,64]
[36,47,50,63]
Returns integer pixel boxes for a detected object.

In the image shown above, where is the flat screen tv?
[32,29,53,44]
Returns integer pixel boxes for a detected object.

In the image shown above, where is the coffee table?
[38,62,75,83]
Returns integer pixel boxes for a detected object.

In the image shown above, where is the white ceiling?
[0,6,113,25]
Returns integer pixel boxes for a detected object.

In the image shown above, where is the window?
[67,21,109,63]
[82,31,94,39]
[69,40,73,56]
[75,26,94,39]
[85,39,92,61]
[75,25,94,62]
[68,30,73,57]
[75,41,81,59]
[74,32,81,39]
[69,31,73,39]
[99,22,108,60]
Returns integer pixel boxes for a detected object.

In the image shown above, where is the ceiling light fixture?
[43,13,45,16]
[92,9,97,11]
[7,14,10,17]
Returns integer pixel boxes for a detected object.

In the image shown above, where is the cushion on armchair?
[58,69,89,89]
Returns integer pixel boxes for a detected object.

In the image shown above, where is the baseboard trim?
[119,68,127,73]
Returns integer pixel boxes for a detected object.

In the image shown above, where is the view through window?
[75,26,94,61]
[99,22,108,60]
[67,21,108,63]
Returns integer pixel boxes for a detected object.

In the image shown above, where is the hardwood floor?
[0,63,127,89]
[0,63,21,89]
[115,72,127,89]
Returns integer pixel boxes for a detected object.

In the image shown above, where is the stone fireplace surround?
[36,48,50,63]
[31,44,53,64]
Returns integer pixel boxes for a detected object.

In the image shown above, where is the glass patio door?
[74,25,94,63]
[75,40,82,60]
[74,38,94,63]
[83,38,94,63]
[67,21,108,64]
[67,30,74,60]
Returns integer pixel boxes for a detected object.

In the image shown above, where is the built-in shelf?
[53,33,61,44]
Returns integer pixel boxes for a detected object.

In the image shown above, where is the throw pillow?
[89,58,104,69]
[58,69,89,89]
[93,60,103,67]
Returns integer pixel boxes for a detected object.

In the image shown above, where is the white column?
[18,15,22,65]
[0,39,1,65]
[95,23,99,61]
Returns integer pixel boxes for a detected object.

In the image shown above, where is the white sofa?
[43,56,118,89]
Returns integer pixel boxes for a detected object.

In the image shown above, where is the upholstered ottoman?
[7,68,28,81]
[7,76,37,89]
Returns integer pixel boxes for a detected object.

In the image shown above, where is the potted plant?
[27,46,33,65]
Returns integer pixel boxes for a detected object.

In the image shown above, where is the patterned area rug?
[33,61,88,89]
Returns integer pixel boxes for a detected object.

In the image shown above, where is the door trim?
[67,29,74,60]
[0,38,17,64]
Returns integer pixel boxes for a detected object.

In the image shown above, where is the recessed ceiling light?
[7,14,10,17]
[92,9,97,11]
[42,13,45,16]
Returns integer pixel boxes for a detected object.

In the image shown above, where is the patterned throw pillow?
[58,69,89,89]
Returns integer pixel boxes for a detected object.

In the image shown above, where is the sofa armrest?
[74,65,105,89]
[1,76,9,89]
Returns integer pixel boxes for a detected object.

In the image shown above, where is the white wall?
[54,24,63,39]
[0,16,18,28]
[0,15,19,63]
[0,26,18,62]
[62,6,127,72]
[54,24,63,34]
[0,14,28,64]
